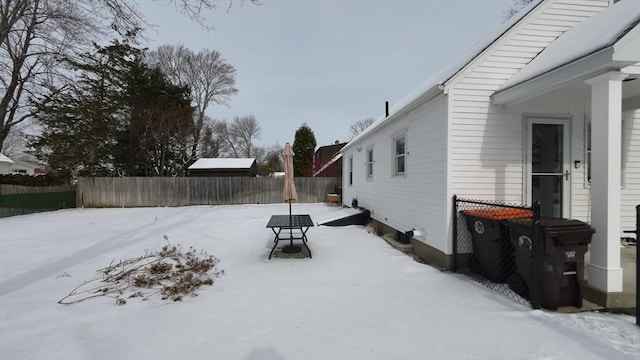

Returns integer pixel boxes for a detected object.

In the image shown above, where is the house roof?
[312,152,343,177]
[188,158,256,170]
[0,153,14,164]
[342,0,544,152]
[498,0,640,93]
[316,142,346,156]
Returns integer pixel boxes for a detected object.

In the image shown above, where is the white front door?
[525,117,571,218]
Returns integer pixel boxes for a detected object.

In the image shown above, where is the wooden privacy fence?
[77,177,342,207]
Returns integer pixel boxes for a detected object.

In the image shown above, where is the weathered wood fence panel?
[77,177,341,207]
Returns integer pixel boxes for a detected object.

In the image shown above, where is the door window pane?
[532,175,562,218]
[532,124,563,173]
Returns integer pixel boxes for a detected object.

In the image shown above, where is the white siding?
[555,106,639,234]
[0,162,11,174]
[343,96,449,253]
[621,109,640,234]
[448,0,609,204]
[449,90,639,238]
[343,0,616,257]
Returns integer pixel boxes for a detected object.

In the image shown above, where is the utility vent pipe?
[385,101,389,117]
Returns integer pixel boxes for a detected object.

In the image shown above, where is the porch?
[491,5,640,306]
[584,243,637,313]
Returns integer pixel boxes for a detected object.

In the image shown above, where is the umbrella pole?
[289,202,293,247]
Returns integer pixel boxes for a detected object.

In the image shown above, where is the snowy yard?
[0,204,638,360]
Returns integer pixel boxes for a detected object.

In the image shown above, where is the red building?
[310,141,346,177]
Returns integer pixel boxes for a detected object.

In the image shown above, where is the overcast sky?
[138,0,515,149]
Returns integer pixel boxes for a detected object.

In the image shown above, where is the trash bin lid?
[506,218,595,245]
[462,208,533,220]
[542,219,595,245]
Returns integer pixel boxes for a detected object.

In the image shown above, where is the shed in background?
[188,158,257,177]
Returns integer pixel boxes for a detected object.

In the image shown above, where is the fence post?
[531,201,542,310]
[452,195,458,273]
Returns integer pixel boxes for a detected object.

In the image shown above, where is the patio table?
[266,214,314,259]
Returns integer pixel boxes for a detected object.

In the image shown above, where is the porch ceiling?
[538,75,640,103]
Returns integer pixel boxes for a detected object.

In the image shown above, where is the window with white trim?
[585,118,626,186]
[393,133,406,176]
[366,146,374,178]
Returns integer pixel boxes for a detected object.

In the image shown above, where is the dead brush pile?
[58,239,223,305]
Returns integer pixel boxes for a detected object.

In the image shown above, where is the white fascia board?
[491,47,623,105]
[613,24,640,62]
[340,85,443,153]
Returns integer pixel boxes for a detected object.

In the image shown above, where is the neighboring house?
[312,141,346,177]
[10,158,47,175]
[187,158,257,177]
[0,153,14,174]
[341,0,639,307]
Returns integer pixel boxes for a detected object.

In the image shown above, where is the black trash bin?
[462,208,533,283]
[506,218,594,310]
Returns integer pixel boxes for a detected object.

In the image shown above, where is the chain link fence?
[453,196,542,309]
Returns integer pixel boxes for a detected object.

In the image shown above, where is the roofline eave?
[491,47,625,106]
[341,84,444,153]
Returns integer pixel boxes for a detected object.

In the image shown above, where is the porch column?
[584,71,627,293]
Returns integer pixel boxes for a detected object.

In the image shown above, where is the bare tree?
[166,0,261,29]
[145,44,239,161]
[217,115,261,158]
[199,116,223,158]
[349,117,375,139]
[503,0,535,20]
[255,143,283,176]
[0,0,257,152]
[1,0,103,152]
[0,123,28,157]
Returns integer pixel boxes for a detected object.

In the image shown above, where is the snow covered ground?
[0,204,638,360]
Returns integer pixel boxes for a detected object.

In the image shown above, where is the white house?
[10,158,47,175]
[0,153,14,174]
[341,0,639,307]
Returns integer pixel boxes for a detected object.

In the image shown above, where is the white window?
[585,118,626,187]
[393,133,406,175]
[348,155,353,185]
[366,146,374,178]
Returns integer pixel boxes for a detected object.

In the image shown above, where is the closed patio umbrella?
[282,143,299,253]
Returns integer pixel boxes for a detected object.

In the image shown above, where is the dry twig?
[58,240,223,305]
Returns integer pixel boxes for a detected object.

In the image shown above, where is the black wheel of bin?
[467,256,483,275]
[508,273,529,299]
